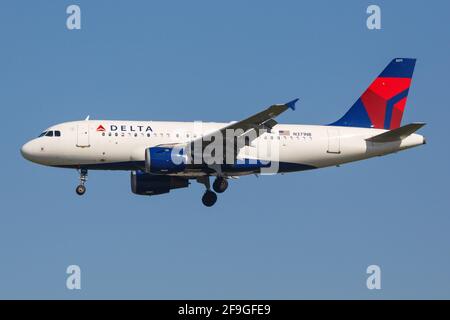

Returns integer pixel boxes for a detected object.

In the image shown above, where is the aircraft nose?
[21,141,36,161]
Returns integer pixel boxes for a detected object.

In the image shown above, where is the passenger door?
[327,128,340,154]
[77,123,90,147]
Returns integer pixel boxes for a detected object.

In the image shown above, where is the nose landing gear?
[76,184,86,196]
[76,168,88,196]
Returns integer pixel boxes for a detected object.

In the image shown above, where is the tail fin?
[331,58,416,129]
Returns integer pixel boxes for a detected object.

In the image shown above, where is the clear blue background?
[0,0,448,299]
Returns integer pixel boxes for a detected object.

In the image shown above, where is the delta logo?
[96,124,153,132]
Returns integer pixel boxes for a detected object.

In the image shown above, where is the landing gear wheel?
[213,177,228,193]
[202,190,217,207]
[76,185,86,196]
[75,168,88,196]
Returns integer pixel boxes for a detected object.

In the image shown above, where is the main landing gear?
[212,177,228,193]
[198,176,228,207]
[76,168,88,196]
[202,190,217,207]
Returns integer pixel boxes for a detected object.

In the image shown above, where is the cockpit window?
[38,130,61,137]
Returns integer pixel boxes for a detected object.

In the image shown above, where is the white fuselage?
[20,120,425,177]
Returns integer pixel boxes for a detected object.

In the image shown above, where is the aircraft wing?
[215,98,299,136]
[189,99,299,156]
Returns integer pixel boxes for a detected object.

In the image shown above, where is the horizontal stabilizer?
[366,123,426,143]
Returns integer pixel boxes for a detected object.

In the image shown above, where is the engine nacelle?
[131,171,189,196]
[145,146,187,174]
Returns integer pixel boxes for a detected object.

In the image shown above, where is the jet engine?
[145,146,187,174]
[130,171,189,196]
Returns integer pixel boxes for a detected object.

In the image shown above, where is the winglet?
[285,98,299,111]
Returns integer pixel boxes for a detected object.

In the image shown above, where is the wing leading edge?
[190,99,299,151]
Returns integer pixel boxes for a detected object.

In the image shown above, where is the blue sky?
[0,0,449,299]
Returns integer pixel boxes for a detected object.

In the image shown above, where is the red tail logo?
[96,125,106,132]
[331,58,416,129]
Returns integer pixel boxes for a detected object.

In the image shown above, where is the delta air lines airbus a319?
[21,58,426,206]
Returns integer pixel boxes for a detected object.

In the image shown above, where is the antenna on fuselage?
[85,115,90,121]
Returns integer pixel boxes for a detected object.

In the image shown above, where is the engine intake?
[145,146,187,174]
[131,171,189,196]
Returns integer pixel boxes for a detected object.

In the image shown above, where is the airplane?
[21,58,426,207]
